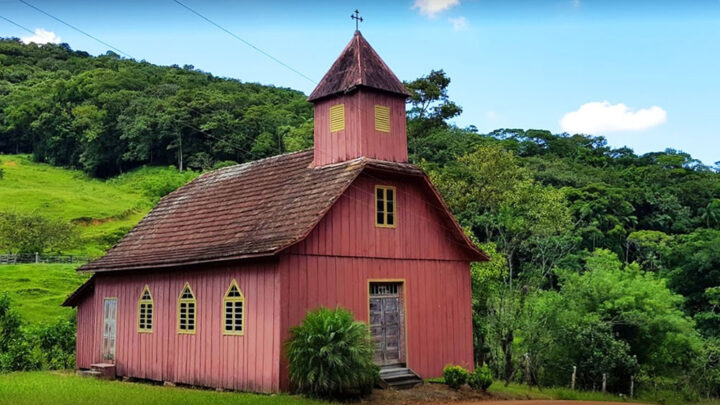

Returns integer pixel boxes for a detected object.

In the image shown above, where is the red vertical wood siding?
[313,89,408,166]
[279,174,475,389]
[76,261,281,392]
[278,256,473,390]
[76,292,97,369]
[288,174,473,261]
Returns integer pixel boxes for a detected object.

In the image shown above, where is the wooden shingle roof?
[78,150,485,273]
[307,31,411,102]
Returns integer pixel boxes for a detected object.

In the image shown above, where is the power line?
[17,0,134,59]
[172,0,316,84]
[0,14,35,34]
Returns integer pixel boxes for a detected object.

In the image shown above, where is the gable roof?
[307,31,411,102]
[77,150,486,274]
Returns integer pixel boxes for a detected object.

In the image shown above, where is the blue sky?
[1,0,719,164]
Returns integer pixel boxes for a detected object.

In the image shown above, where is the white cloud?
[21,28,61,45]
[572,0,581,8]
[413,0,460,18]
[449,16,469,31]
[486,111,497,120]
[560,101,667,134]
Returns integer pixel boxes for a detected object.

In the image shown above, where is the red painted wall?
[313,89,408,166]
[278,173,475,389]
[76,261,282,392]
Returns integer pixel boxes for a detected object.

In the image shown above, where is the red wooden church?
[63,30,488,392]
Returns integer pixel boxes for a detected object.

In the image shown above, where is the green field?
[0,264,89,323]
[0,372,327,405]
[0,155,152,257]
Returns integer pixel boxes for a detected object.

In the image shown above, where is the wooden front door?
[102,298,117,362]
[369,282,404,366]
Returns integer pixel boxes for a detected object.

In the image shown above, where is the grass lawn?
[0,264,89,323]
[0,371,328,405]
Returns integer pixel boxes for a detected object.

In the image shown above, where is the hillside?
[0,154,197,322]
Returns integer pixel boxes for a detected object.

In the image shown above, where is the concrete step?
[379,366,423,390]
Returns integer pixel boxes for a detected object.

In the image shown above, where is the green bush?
[468,364,493,391]
[443,365,470,389]
[286,307,378,398]
[0,295,75,372]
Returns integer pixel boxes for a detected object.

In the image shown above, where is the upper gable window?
[178,283,196,334]
[375,185,396,228]
[329,104,345,133]
[138,285,153,333]
[374,105,390,133]
[223,280,245,336]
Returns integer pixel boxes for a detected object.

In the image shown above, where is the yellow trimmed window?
[177,283,196,334]
[329,104,345,132]
[138,285,153,333]
[374,105,390,133]
[375,185,396,228]
[223,280,245,336]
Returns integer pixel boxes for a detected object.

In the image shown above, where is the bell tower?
[308,30,410,166]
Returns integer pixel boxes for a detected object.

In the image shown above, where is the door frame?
[367,279,409,366]
[101,297,118,363]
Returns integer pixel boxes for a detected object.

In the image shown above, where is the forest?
[2,39,720,399]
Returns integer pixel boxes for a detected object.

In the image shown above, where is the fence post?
[35,252,39,263]
[602,373,607,393]
[630,375,634,398]
[571,366,576,390]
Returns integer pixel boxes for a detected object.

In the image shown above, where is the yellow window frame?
[222,279,245,336]
[177,282,197,335]
[329,104,345,133]
[375,185,397,228]
[137,285,153,333]
[374,105,391,133]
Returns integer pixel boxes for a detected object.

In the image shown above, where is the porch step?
[379,366,423,390]
[77,369,102,378]
[90,363,117,380]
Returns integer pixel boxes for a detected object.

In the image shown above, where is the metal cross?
[351,9,363,31]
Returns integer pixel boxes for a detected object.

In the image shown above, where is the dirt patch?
[72,216,117,226]
[3,161,17,167]
[359,384,507,404]
[434,402,652,405]
[358,385,652,405]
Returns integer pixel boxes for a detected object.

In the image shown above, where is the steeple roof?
[307,31,411,102]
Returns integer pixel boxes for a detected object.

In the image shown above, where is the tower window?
[138,285,153,333]
[329,104,345,132]
[374,105,390,133]
[223,280,245,336]
[375,185,396,228]
[178,283,196,334]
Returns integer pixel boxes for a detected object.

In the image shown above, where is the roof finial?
[351,9,363,32]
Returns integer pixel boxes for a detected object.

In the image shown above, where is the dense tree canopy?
[0,39,313,177]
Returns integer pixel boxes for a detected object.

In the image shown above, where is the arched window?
[138,285,153,333]
[223,280,245,336]
[177,283,196,334]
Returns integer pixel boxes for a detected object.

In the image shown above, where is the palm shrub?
[286,307,378,398]
[468,364,493,391]
[443,365,470,389]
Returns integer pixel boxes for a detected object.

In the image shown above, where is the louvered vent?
[375,105,390,133]
[329,104,345,132]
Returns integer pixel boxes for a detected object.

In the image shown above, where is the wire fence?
[0,253,89,265]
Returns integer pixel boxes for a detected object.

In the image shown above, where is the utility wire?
[17,0,134,58]
[0,14,35,34]
[172,0,316,84]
